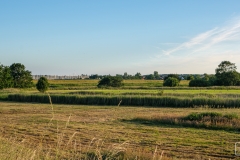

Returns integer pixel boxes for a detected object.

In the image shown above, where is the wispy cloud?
[162,18,240,56]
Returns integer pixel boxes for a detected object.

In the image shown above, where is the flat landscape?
[3,1,240,159]
[1,102,240,160]
[1,80,240,159]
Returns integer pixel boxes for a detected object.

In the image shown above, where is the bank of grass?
[8,93,240,108]
[0,101,239,159]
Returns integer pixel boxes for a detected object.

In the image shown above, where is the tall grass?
[129,112,240,131]
[8,93,240,108]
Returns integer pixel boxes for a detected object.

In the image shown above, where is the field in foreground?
[0,101,240,159]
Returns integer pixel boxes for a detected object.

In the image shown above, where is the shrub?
[36,77,49,93]
[97,76,123,88]
[189,79,209,87]
[163,77,179,87]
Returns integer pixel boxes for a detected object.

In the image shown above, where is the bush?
[189,79,210,87]
[97,76,123,88]
[36,77,49,93]
[163,77,179,87]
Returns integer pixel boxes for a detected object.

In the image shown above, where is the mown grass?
[0,101,239,159]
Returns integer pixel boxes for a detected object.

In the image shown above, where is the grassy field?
[0,101,239,159]
[32,79,190,90]
[2,79,240,159]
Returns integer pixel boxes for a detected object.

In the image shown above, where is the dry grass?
[0,101,239,159]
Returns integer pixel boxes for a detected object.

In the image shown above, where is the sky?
[1,0,240,75]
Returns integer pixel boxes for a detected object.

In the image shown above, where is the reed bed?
[8,93,240,108]
[69,90,240,99]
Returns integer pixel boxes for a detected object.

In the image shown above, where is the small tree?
[36,77,49,93]
[163,77,179,87]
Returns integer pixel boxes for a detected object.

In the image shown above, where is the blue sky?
[1,0,240,75]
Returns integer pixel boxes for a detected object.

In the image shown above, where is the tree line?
[1,61,240,90]
[97,61,240,87]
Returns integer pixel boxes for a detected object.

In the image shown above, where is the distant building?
[32,74,89,80]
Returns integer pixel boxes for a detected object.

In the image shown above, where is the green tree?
[0,65,13,89]
[215,61,240,86]
[134,72,142,79]
[10,63,33,88]
[163,77,179,87]
[187,75,195,80]
[164,74,181,82]
[154,71,160,79]
[97,76,123,88]
[189,79,209,87]
[36,77,49,93]
[145,74,155,80]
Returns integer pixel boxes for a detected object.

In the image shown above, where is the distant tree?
[187,75,195,80]
[10,63,33,88]
[0,65,13,89]
[215,61,240,86]
[194,75,201,79]
[134,72,142,79]
[163,77,179,87]
[89,74,99,79]
[36,77,49,93]
[189,79,209,87]
[164,74,181,82]
[97,76,123,88]
[145,74,155,80]
[123,72,128,79]
[154,71,160,79]
[203,73,210,81]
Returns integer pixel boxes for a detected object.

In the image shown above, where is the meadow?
[1,79,240,159]
[0,102,239,159]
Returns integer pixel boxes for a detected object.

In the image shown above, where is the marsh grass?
[8,93,240,108]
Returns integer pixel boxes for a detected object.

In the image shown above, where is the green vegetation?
[36,77,49,93]
[189,79,210,87]
[3,61,240,159]
[215,61,240,86]
[97,76,123,88]
[8,93,240,108]
[163,77,179,87]
[0,63,33,89]
[0,102,239,159]
[129,111,240,131]
[0,64,13,89]
[10,63,33,88]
